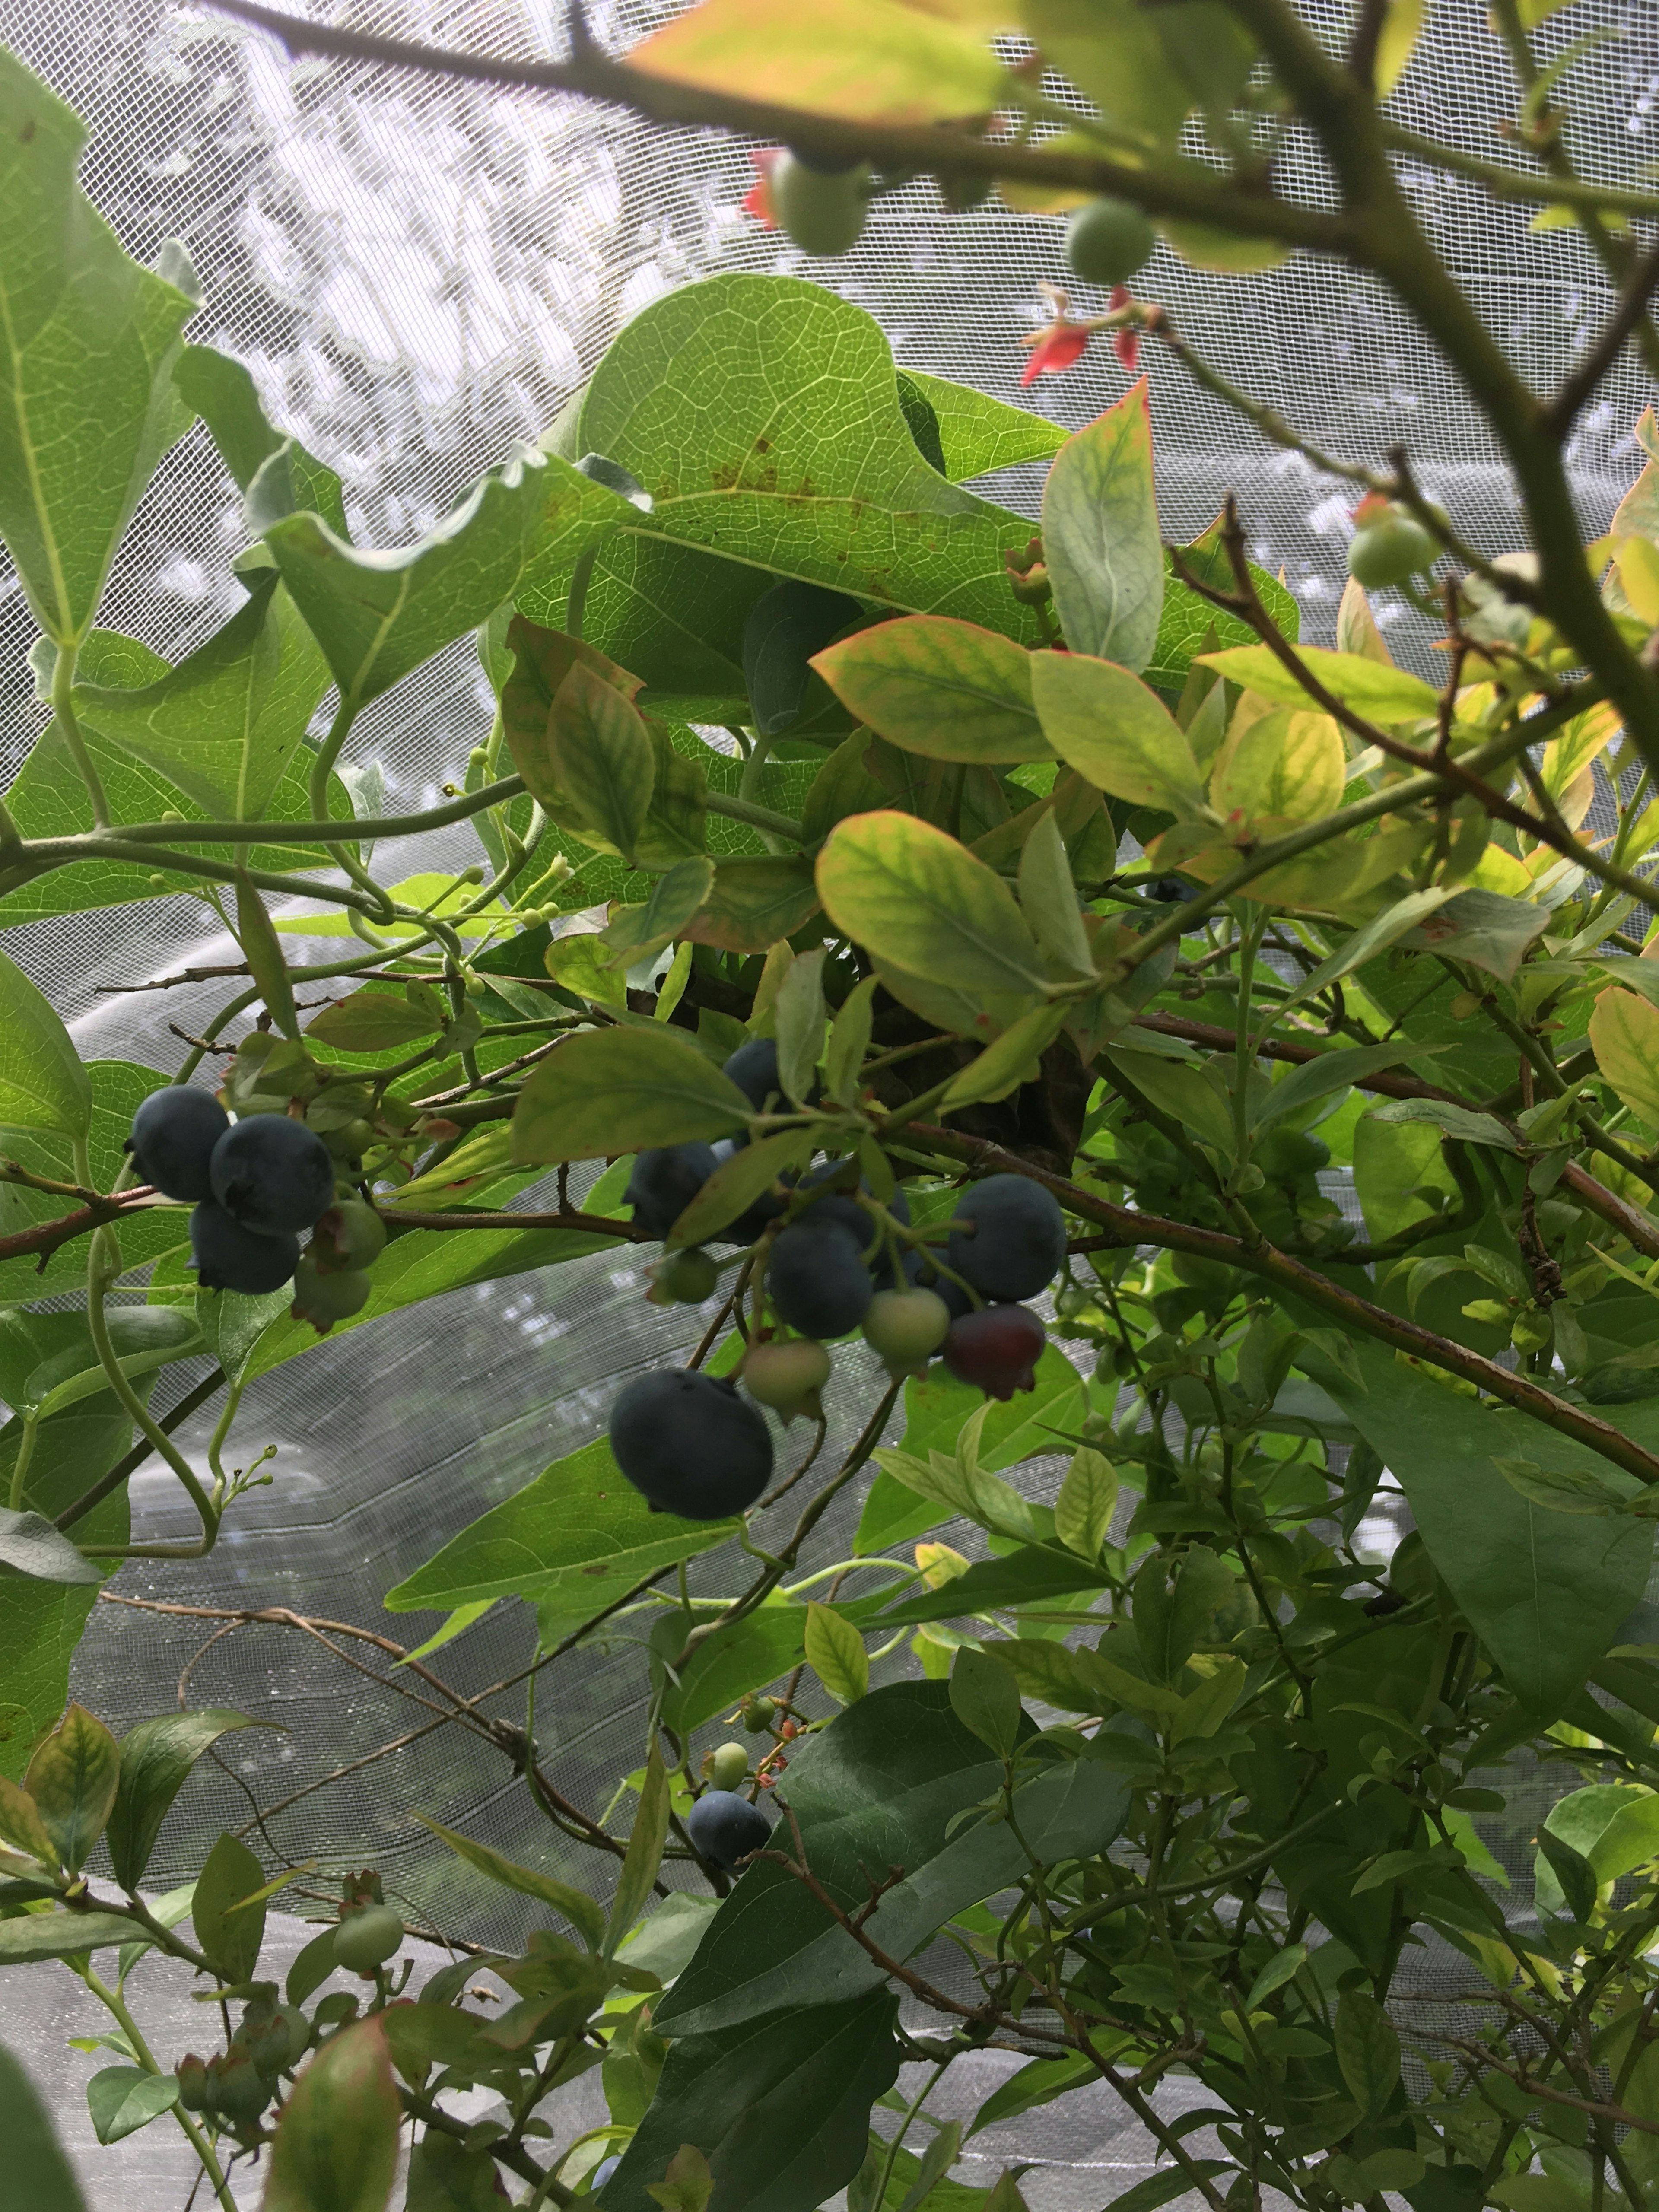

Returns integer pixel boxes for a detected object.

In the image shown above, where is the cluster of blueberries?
[609,1038,1069,1523]
[126,1087,386,1328]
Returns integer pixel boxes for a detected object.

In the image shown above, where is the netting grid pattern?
[1,0,1656,2201]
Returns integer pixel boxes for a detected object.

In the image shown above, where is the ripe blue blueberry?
[686,1788,771,1871]
[796,1163,914,1288]
[127,1086,229,1202]
[767,1220,873,1339]
[624,1143,718,1238]
[610,1370,773,1518]
[209,1115,335,1238]
[190,1202,300,1294]
[722,1037,782,1112]
[947,1175,1067,1303]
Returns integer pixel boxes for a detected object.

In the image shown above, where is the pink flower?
[742,148,781,228]
[1109,284,1140,374]
[1020,320,1090,385]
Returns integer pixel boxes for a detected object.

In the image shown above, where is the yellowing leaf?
[1198,643,1440,725]
[816,811,1050,1000]
[1336,579,1393,665]
[1208,707,1343,830]
[628,0,1007,124]
[1592,988,1659,1129]
[1054,1447,1117,1560]
[1029,650,1208,818]
[1375,0,1427,93]
[1617,536,1659,625]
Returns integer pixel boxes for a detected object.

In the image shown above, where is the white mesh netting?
[0,0,1656,2202]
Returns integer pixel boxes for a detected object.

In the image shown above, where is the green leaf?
[1402,887,1550,984]
[175,343,347,537]
[1252,1042,1439,1132]
[306,990,439,1055]
[1029,651,1207,818]
[774,947,827,1106]
[967,2048,1101,2138]
[1041,381,1163,672]
[1334,1987,1400,2117]
[659,1603,808,1738]
[1147,525,1300,695]
[1303,1328,1653,1717]
[656,1682,1127,2036]
[86,2066,178,2145]
[234,871,300,1041]
[534,275,1049,643]
[0,1510,99,1586]
[604,857,716,966]
[1105,1046,1237,1158]
[73,576,330,819]
[0,1770,59,1863]
[1054,1447,1117,1561]
[948,1646,1022,1757]
[1367,1096,1518,1151]
[879,1545,1109,1625]
[666,1129,812,1250]
[1244,1942,1309,2011]
[385,1435,740,1618]
[0,1909,143,1962]
[0,2040,88,2210]
[805,1601,870,1705]
[413,1813,605,1948]
[106,1709,261,1891]
[602,1988,900,2212]
[263,2018,400,2212]
[0,946,92,1141]
[1592,987,1659,1128]
[0,53,195,643]
[895,2121,963,2212]
[24,1704,119,1875]
[258,445,625,709]
[551,662,658,861]
[607,1738,671,1957]
[193,1831,267,1982]
[816,812,1049,1001]
[937,1001,1070,1110]
[512,1027,750,1163]
[646,2143,716,2212]
[896,370,1067,483]
[1088,2167,1230,2212]
[683,855,823,953]
[812,617,1049,765]
[1199,642,1440,725]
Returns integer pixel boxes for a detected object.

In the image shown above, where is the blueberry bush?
[9,4,1659,2208]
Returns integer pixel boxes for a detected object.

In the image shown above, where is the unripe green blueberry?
[741,1338,832,1423]
[770,152,870,257]
[741,1694,776,1734]
[209,2044,272,2127]
[290,1253,372,1333]
[1347,507,1439,588]
[861,1287,951,1375]
[310,1198,387,1274]
[175,2053,212,2113]
[332,1902,404,1973]
[705,1741,750,1791]
[1065,196,1156,287]
[648,1246,721,1306]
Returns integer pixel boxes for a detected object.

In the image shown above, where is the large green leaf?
[655,1681,1128,2035]
[1041,382,1163,672]
[816,813,1049,1001]
[812,617,1050,765]
[0,1910,146,1963]
[682,855,822,953]
[0,946,90,1141]
[0,2042,89,2209]
[877,1544,1109,1625]
[0,51,195,643]
[1145,518,1300,695]
[533,276,1047,641]
[600,1987,900,2212]
[256,445,626,709]
[1307,1330,1655,1716]
[0,694,351,929]
[263,2019,400,2212]
[512,1028,751,1163]
[106,1709,261,1891]
[383,1437,741,1616]
[73,575,330,820]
